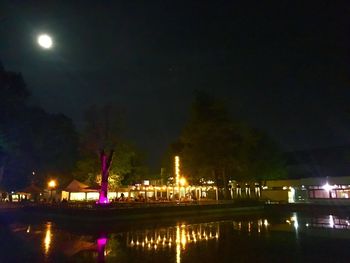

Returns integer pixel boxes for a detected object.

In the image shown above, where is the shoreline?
[2,201,350,223]
[265,203,350,216]
[1,201,264,222]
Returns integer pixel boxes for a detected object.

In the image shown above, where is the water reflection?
[124,222,220,263]
[280,214,350,231]
[97,236,108,263]
[233,218,269,234]
[43,222,52,255]
[5,213,350,262]
[127,222,220,249]
[176,226,180,263]
[329,215,334,228]
[291,212,299,230]
[305,214,350,230]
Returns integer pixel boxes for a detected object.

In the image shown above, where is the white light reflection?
[291,213,299,231]
[258,219,262,233]
[329,215,334,228]
[263,219,269,228]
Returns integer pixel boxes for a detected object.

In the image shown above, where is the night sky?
[1,1,350,168]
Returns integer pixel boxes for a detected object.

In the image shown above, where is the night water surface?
[1,212,350,262]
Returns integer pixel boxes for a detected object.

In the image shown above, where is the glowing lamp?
[175,156,180,185]
[322,182,334,192]
[179,177,187,186]
[48,180,56,188]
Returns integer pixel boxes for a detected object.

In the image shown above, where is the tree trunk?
[222,167,230,200]
[213,169,220,199]
[99,149,114,203]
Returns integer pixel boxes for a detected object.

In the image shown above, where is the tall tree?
[0,64,79,189]
[74,104,147,189]
[26,108,79,185]
[167,91,287,199]
[178,91,241,198]
[235,129,287,183]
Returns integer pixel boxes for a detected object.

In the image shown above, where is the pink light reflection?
[97,237,108,247]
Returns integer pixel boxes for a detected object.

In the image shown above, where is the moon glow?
[37,34,53,49]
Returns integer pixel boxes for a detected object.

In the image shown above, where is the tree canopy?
[73,104,147,189]
[164,91,287,198]
[0,65,79,190]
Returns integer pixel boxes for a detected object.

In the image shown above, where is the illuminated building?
[261,176,350,204]
[60,179,218,202]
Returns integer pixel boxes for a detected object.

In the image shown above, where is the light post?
[175,156,180,200]
[48,180,57,202]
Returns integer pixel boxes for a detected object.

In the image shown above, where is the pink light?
[98,196,109,204]
[97,237,108,246]
[97,236,108,262]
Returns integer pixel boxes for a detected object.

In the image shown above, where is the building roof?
[265,179,300,188]
[65,179,91,192]
[19,184,43,194]
[300,176,350,186]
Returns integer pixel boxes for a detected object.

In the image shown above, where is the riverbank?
[3,200,350,224]
[265,203,350,216]
[0,200,264,222]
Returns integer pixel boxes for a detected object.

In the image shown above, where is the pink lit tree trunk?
[98,150,114,204]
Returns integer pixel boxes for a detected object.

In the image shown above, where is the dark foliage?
[0,64,78,190]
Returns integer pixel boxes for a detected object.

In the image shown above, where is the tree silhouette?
[166,91,287,199]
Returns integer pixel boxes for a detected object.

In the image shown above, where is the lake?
[1,211,350,262]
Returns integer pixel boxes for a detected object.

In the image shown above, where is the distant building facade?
[261,176,350,204]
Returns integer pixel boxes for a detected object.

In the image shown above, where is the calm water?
[1,212,350,262]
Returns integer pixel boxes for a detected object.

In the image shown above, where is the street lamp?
[179,177,187,187]
[48,180,57,201]
[174,156,180,200]
[175,156,180,185]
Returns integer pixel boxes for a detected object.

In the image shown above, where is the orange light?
[48,180,57,188]
[179,177,187,186]
[175,156,180,185]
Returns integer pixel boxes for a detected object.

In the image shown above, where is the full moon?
[37,34,53,49]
